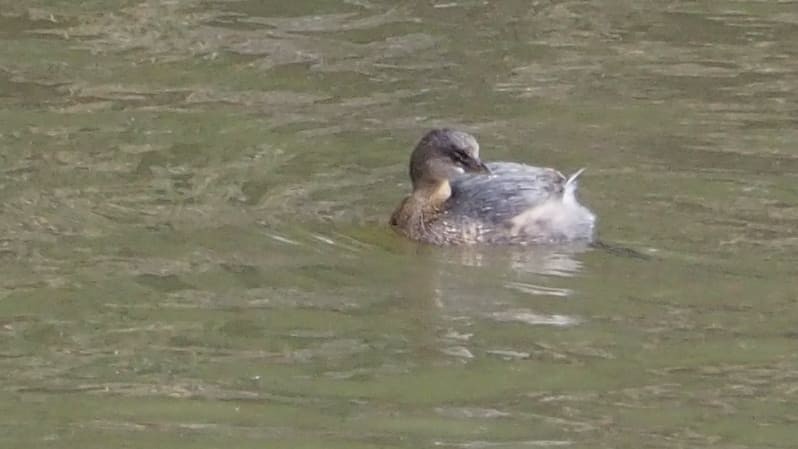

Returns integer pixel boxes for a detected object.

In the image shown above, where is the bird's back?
[437,162,595,244]
[447,162,566,223]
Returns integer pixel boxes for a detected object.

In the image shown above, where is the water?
[1,1,797,448]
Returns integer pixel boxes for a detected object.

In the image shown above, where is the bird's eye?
[451,149,469,165]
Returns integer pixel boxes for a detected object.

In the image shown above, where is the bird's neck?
[390,180,451,239]
[413,179,451,205]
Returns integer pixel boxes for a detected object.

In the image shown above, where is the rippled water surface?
[1,1,797,448]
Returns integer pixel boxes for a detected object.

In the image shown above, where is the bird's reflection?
[387,242,590,361]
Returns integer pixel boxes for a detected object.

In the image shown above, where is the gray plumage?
[440,162,594,244]
[448,162,567,224]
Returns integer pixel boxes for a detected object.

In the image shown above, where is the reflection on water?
[1,0,797,448]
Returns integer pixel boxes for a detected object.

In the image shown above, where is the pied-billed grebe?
[390,129,596,245]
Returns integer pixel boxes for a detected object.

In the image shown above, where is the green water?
[1,1,797,448]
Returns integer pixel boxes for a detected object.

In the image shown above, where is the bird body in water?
[390,129,596,245]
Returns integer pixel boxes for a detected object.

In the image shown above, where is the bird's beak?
[468,158,491,175]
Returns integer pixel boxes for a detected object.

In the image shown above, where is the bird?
[390,129,596,245]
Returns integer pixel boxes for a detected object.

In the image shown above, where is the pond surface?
[1,1,797,448]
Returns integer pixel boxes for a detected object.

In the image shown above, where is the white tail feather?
[565,168,585,188]
[563,168,585,204]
